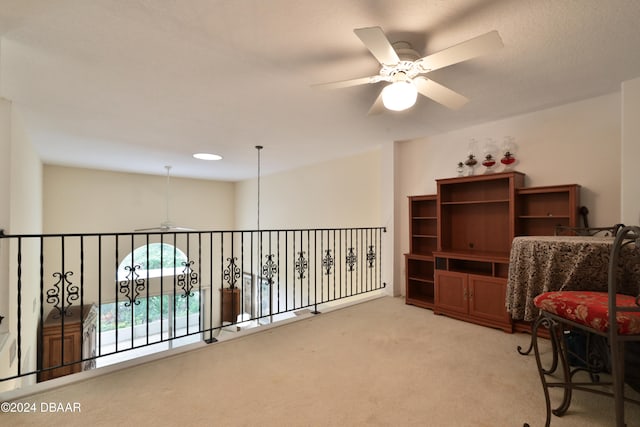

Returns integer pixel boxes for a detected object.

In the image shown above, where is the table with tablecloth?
[506,235,640,322]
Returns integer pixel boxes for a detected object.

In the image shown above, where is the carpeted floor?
[1,296,639,426]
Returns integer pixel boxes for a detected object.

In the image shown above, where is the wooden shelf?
[408,276,435,284]
[405,249,435,308]
[407,175,579,332]
[440,199,510,205]
[408,195,437,257]
[516,184,579,236]
[434,250,511,264]
[518,215,570,219]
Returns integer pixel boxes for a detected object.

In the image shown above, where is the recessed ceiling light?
[193,153,223,161]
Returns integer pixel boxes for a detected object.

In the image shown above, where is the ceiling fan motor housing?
[392,41,420,61]
[380,42,423,81]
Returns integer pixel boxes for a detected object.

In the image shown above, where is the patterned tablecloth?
[506,235,640,321]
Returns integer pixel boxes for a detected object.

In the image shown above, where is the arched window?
[117,243,188,281]
[100,242,201,367]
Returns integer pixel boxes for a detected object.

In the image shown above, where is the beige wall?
[395,92,622,295]
[0,101,43,391]
[0,99,10,339]
[0,98,12,390]
[234,149,382,230]
[43,166,235,233]
[0,99,9,233]
[9,111,42,234]
[622,76,640,225]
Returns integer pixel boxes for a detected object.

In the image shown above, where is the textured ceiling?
[1,0,639,181]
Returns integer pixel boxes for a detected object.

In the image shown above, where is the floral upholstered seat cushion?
[534,291,640,334]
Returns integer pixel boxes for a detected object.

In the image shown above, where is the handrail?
[0,226,386,385]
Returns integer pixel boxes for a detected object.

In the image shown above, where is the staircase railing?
[0,227,386,384]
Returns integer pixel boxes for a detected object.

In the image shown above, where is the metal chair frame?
[554,223,625,237]
[529,225,640,427]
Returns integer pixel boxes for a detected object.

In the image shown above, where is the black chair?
[529,225,640,426]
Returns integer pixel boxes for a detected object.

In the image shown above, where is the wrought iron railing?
[0,227,385,384]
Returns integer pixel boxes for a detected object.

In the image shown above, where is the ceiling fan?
[314,26,503,114]
[135,165,193,232]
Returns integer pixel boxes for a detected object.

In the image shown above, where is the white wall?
[0,99,10,337]
[0,98,12,390]
[234,149,382,230]
[0,100,9,233]
[9,111,42,234]
[622,77,640,225]
[43,166,235,233]
[380,142,397,295]
[0,100,43,391]
[395,92,622,295]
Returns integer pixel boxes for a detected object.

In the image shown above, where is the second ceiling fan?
[314,26,503,114]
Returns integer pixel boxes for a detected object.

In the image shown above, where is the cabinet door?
[435,270,468,314]
[468,274,510,323]
[41,330,81,381]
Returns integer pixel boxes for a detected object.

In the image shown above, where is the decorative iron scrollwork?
[367,245,376,269]
[346,248,357,272]
[47,271,79,318]
[295,251,308,279]
[262,254,278,284]
[119,265,146,307]
[177,260,198,298]
[223,257,241,288]
[322,249,334,275]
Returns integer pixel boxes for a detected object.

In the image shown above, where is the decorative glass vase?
[464,154,477,176]
[482,138,498,173]
[500,136,517,170]
[456,162,465,177]
[500,151,516,170]
[482,154,497,173]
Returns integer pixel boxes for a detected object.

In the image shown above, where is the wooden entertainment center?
[405,171,579,332]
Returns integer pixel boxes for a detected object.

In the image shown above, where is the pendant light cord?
[256,146,263,232]
[165,165,172,225]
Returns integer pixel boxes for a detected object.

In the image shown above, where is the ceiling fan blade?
[134,227,161,232]
[367,90,385,115]
[416,30,503,73]
[354,26,400,66]
[312,75,383,90]
[134,225,194,232]
[413,77,469,110]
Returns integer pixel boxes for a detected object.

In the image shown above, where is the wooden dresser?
[221,288,241,323]
[39,304,98,382]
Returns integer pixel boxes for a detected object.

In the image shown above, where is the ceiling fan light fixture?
[381,80,418,111]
